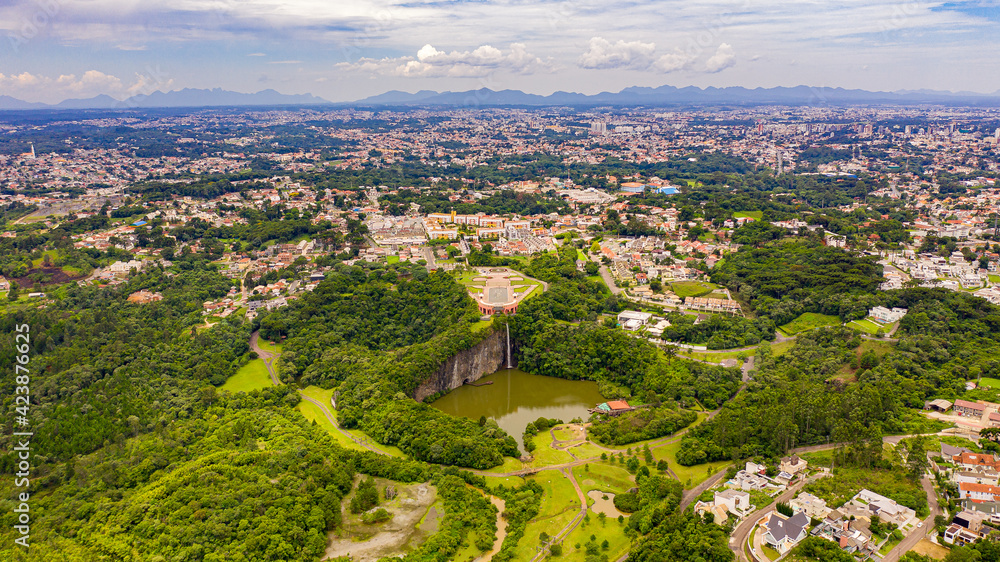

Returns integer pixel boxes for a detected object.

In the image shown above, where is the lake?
[430,368,604,451]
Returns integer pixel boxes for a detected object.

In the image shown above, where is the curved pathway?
[249,331,388,455]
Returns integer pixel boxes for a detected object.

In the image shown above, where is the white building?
[714,489,754,518]
[869,306,907,323]
[617,310,653,331]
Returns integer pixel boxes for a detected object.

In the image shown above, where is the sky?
[0,0,998,104]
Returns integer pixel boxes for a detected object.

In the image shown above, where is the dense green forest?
[676,288,1000,466]
[258,265,519,468]
[711,239,884,325]
[0,264,243,467]
[0,387,503,561]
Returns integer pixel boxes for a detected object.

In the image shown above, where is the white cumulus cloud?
[705,43,736,73]
[0,70,173,103]
[337,43,551,78]
[577,37,657,70]
[654,51,696,72]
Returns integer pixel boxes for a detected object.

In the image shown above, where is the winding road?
[250,331,389,456]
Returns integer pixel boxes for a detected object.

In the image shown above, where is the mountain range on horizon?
[3,84,1000,111]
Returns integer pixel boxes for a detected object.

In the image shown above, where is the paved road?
[249,331,280,385]
[680,469,728,510]
[880,476,940,562]
[599,265,622,295]
[730,480,811,562]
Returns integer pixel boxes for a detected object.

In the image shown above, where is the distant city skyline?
[1,0,998,104]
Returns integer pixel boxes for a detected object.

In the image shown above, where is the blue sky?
[0,0,998,103]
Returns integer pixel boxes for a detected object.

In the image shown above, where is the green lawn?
[734,211,764,220]
[470,318,494,333]
[560,512,630,562]
[257,339,283,354]
[297,397,366,451]
[553,426,580,441]
[778,313,841,335]
[670,281,718,298]
[514,473,581,560]
[482,457,524,475]
[684,349,747,362]
[568,442,607,460]
[848,318,890,335]
[221,359,272,393]
[527,432,576,468]
[586,275,607,288]
[771,340,796,356]
[980,377,1000,389]
[572,463,635,495]
[387,255,400,264]
[577,249,588,262]
[651,439,730,489]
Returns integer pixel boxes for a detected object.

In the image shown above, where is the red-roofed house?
[959,482,1000,501]
[955,399,985,417]
[607,400,632,412]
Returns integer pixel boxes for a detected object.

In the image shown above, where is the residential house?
[714,489,754,519]
[852,489,917,528]
[618,310,653,331]
[959,482,1000,502]
[869,306,907,323]
[789,492,831,520]
[763,511,810,554]
[780,455,808,477]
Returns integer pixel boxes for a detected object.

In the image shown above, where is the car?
[917,522,923,528]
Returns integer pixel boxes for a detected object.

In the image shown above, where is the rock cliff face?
[413,327,513,402]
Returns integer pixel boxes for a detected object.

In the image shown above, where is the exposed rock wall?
[413,327,513,402]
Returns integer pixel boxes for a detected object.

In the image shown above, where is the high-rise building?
[995,128,1000,141]
[590,121,607,136]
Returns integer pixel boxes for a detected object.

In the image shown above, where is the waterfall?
[506,323,512,369]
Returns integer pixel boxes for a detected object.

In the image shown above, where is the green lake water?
[430,368,604,449]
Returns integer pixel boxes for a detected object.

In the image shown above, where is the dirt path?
[475,496,508,562]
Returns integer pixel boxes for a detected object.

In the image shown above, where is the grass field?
[514,473,581,561]
[572,463,634,495]
[470,318,494,333]
[257,339,283,355]
[670,281,718,298]
[778,312,841,335]
[483,457,524,475]
[527,432,576,468]
[553,426,582,442]
[980,377,1000,389]
[847,318,884,334]
[684,348,747,362]
[734,211,764,220]
[771,340,796,356]
[651,439,730,488]
[297,398,366,451]
[577,249,588,262]
[560,514,630,562]
[221,359,272,393]
[387,255,400,264]
[857,340,894,358]
[568,442,607,460]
